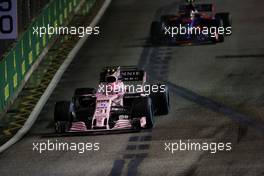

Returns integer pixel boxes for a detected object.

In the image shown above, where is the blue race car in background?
[150,1,232,45]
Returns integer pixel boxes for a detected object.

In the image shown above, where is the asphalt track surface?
[1,0,264,175]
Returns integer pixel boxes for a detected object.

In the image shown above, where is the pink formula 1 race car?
[54,66,170,133]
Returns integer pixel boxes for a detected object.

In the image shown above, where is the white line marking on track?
[0,0,112,153]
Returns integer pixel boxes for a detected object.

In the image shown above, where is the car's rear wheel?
[211,19,224,43]
[150,21,163,45]
[131,97,154,128]
[150,85,170,115]
[217,19,224,42]
[54,101,72,133]
[131,118,141,130]
[74,87,96,96]
[215,12,232,34]
[73,87,96,122]
[160,15,175,24]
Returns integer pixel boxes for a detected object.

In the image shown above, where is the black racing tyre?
[150,21,163,44]
[218,33,224,43]
[54,101,72,122]
[131,97,154,129]
[74,87,96,96]
[54,101,72,133]
[160,15,175,24]
[73,88,96,122]
[150,85,170,115]
[54,121,71,133]
[217,19,224,43]
[131,118,141,130]
[211,19,224,43]
[215,12,232,33]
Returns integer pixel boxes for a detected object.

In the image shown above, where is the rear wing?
[179,4,213,13]
[100,66,146,82]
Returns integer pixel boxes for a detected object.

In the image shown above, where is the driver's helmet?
[105,67,123,94]
[106,75,119,93]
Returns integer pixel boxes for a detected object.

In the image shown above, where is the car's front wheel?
[54,121,71,133]
[54,101,72,133]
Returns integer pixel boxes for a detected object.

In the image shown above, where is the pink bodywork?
[70,72,147,132]
[92,91,125,129]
